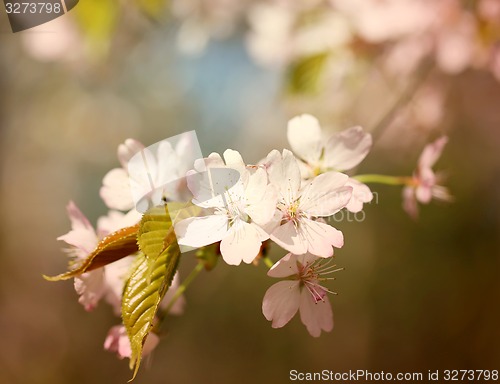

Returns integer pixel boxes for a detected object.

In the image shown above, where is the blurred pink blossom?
[403,136,452,219]
[104,325,160,360]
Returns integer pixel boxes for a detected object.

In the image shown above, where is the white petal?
[300,172,351,216]
[299,218,344,257]
[223,149,246,171]
[262,280,301,328]
[267,149,301,204]
[118,139,144,169]
[268,252,299,278]
[287,114,323,163]
[100,168,134,211]
[176,215,228,248]
[324,126,372,171]
[220,221,263,265]
[246,183,278,226]
[271,220,308,255]
[245,167,268,205]
[299,289,333,337]
[96,209,142,238]
[345,178,373,213]
[188,168,243,209]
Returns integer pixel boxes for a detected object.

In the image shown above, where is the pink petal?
[402,186,419,220]
[262,280,301,329]
[323,126,372,171]
[299,288,333,337]
[104,325,159,359]
[271,220,308,255]
[220,221,264,265]
[100,168,134,211]
[176,215,228,248]
[300,172,351,216]
[74,270,106,311]
[287,114,323,164]
[268,252,300,278]
[299,218,344,257]
[418,136,448,170]
[57,201,97,255]
[345,178,373,213]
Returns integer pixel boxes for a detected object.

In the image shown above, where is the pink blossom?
[58,202,141,313]
[263,252,341,337]
[403,136,452,219]
[100,135,197,212]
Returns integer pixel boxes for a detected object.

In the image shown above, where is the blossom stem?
[263,256,274,269]
[161,262,204,318]
[370,59,434,138]
[354,174,412,186]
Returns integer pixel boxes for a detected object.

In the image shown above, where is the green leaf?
[44,224,140,281]
[123,205,181,379]
[287,52,329,94]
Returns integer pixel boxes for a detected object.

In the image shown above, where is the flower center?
[297,258,343,303]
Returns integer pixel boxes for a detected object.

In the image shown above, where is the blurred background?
[0,0,499,383]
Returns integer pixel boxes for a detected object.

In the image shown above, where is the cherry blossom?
[176,150,278,265]
[402,136,452,219]
[287,114,373,213]
[58,202,141,312]
[100,134,199,212]
[263,252,341,337]
[100,139,145,211]
[265,149,351,257]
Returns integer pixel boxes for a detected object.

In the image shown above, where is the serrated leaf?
[123,205,181,379]
[287,52,329,94]
[44,224,140,281]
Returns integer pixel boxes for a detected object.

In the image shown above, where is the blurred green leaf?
[134,0,166,18]
[123,205,180,379]
[44,224,140,281]
[287,52,329,94]
[73,0,119,58]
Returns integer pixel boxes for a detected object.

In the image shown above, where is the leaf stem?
[354,174,413,186]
